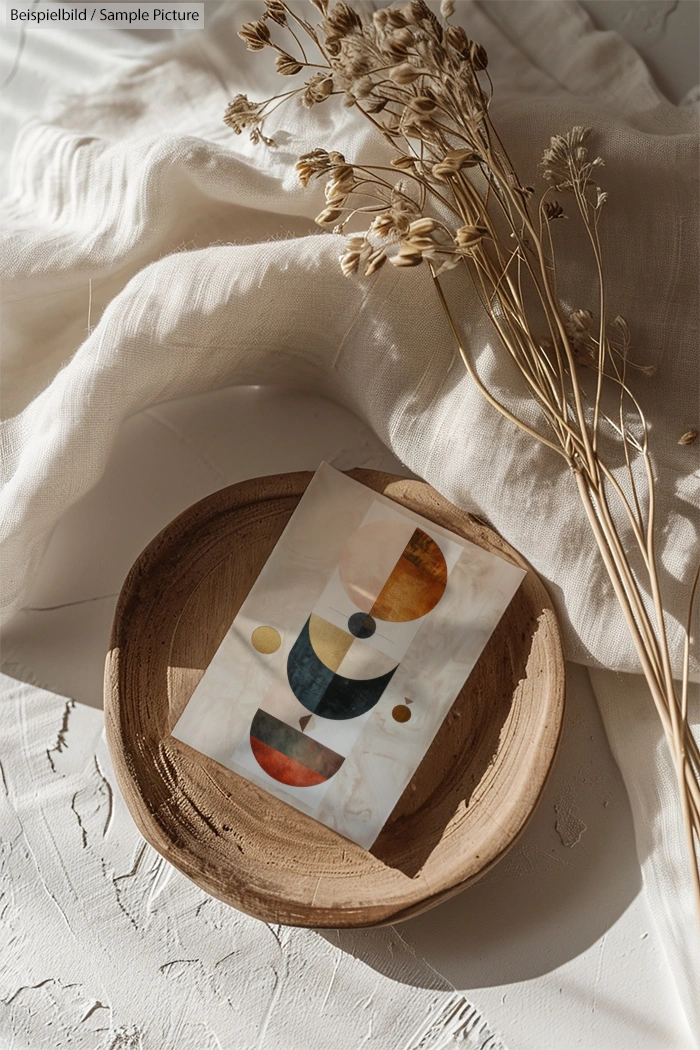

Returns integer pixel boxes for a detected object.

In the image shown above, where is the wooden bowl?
[105,470,564,927]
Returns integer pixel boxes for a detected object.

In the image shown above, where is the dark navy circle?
[348,612,376,639]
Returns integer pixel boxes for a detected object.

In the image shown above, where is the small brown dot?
[392,704,411,723]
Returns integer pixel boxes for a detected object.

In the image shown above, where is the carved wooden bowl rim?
[105,469,565,928]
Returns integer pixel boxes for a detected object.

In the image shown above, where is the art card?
[172,463,525,848]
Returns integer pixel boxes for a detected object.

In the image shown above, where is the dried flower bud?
[612,316,629,340]
[327,1,362,36]
[455,224,489,250]
[445,24,470,57]
[301,72,334,107]
[295,148,333,186]
[391,155,416,170]
[469,41,488,70]
[340,235,366,277]
[409,218,438,236]
[440,0,455,17]
[316,206,344,226]
[344,45,372,80]
[391,255,423,268]
[386,8,408,28]
[410,0,431,23]
[364,250,387,276]
[265,0,287,25]
[383,26,414,57]
[390,62,422,85]
[333,162,355,182]
[353,75,374,99]
[276,53,303,76]
[405,236,436,251]
[238,19,271,51]
[325,164,355,202]
[392,27,414,47]
[397,3,413,24]
[223,94,264,135]
[678,430,699,446]
[365,98,388,114]
[432,149,479,180]
[408,96,437,113]
[391,242,424,267]
[544,200,565,220]
[295,163,314,186]
[371,213,395,238]
[541,127,599,192]
[383,38,408,59]
[569,309,595,333]
[339,236,386,278]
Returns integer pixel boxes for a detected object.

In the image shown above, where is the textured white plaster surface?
[0,670,507,1050]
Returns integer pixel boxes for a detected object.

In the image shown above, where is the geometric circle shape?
[285,613,396,718]
[339,519,416,613]
[370,527,447,622]
[392,704,412,723]
[250,708,344,787]
[339,520,448,623]
[250,736,327,787]
[348,612,376,638]
[251,625,281,654]
[287,618,397,719]
[106,468,565,928]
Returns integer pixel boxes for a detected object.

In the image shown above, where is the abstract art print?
[172,464,525,848]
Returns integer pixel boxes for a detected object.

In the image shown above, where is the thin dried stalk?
[231,0,700,922]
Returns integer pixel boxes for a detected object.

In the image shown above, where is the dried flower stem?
[232,0,700,924]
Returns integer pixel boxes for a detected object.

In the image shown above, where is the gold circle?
[392,704,412,723]
[251,626,281,654]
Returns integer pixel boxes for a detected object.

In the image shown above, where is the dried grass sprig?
[230,0,700,921]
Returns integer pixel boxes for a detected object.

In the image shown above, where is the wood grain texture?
[105,470,565,927]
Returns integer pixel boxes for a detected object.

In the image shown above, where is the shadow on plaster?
[320,665,642,986]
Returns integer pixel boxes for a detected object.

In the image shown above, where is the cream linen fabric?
[1,0,698,1034]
